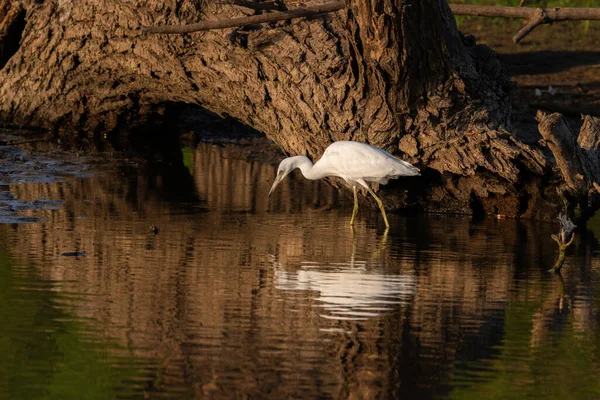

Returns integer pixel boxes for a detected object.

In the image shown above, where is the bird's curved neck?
[290,156,328,180]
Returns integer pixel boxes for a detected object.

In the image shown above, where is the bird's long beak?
[269,173,284,197]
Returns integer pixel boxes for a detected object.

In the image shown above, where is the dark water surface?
[1,142,600,399]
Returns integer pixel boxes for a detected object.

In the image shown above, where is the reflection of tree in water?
[3,143,600,398]
[191,142,342,213]
[531,238,598,349]
[0,247,146,399]
[449,231,600,399]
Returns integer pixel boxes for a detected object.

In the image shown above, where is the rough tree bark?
[0,0,599,221]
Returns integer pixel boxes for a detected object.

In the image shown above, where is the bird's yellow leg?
[365,186,390,229]
[350,186,359,225]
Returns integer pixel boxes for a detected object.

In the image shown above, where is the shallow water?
[1,141,600,399]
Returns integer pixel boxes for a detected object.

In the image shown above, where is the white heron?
[268,141,420,228]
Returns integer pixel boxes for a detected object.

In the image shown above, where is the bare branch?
[217,0,284,12]
[448,5,600,43]
[449,5,541,18]
[448,4,600,20]
[142,1,345,34]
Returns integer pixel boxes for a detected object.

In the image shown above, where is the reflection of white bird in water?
[268,141,420,228]
[275,264,416,321]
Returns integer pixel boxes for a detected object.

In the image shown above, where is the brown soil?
[459,19,600,143]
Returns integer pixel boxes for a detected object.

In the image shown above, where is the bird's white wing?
[320,141,419,183]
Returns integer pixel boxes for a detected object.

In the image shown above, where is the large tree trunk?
[0,0,598,221]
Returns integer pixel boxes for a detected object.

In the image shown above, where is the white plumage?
[268,141,420,228]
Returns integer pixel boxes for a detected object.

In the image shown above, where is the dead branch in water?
[448,5,600,43]
[549,214,577,273]
[142,1,345,34]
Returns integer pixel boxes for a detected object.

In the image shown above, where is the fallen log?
[2,0,600,222]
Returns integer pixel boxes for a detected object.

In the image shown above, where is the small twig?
[519,0,526,6]
[142,1,345,34]
[513,9,546,43]
[565,232,575,247]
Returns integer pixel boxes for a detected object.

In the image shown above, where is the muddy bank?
[459,19,600,142]
[0,126,140,223]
